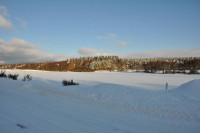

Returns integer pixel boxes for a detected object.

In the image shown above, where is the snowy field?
[0,70,200,133]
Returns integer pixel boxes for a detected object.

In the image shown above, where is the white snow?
[0,70,200,133]
[170,79,200,100]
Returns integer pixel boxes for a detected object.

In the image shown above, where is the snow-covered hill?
[0,70,200,133]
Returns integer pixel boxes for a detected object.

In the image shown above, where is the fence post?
[165,82,168,94]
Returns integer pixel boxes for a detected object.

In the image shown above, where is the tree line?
[0,56,199,74]
[143,57,200,74]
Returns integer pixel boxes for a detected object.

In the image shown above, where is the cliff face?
[0,56,200,74]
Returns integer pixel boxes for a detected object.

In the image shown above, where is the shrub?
[62,79,79,86]
[0,71,7,77]
[8,74,19,80]
[22,74,32,82]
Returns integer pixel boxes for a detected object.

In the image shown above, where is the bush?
[22,74,32,82]
[8,74,19,80]
[0,71,7,77]
[62,79,79,86]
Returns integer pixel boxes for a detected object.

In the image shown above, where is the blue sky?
[0,0,200,64]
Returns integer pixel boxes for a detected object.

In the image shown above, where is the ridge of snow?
[170,79,200,100]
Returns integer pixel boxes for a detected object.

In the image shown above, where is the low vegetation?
[62,79,79,86]
[0,71,7,78]
[8,74,19,80]
[0,71,33,81]
[0,71,19,80]
[22,74,32,82]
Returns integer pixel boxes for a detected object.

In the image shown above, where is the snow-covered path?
[0,70,200,133]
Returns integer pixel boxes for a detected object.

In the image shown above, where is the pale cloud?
[0,15,12,30]
[78,47,111,57]
[0,6,12,30]
[51,54,74,61]
[96,36,103,39]
[118,49,200,58]
[97,33,117,40]
[0,37,199,65]
[0,38,105,65]
[107,33,117,39]
[0,6,9,16]
[0,38,72,64]
[15,17,28,31]
[78,47,200,58]
[0,38,50,64]
[0,60,5,64]
[78,47,101,56]
[116,40,127,46]
[0,6,28,31]
[96,33,128,46]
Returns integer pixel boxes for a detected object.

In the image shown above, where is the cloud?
[0,15,12,30]
[15,17,28,31]
[96,33,128,46]
[51,54,75,61]
[0,37,199,65]
[107,33,117,39]
[118,49,200,58]
[116,40,127,46]
[0,38,109,65]
[0,6,9,16]
[96,36,103,39]
[0,38,49,64]
[0,38,73,64]
[97,33,117,40]
[78,47,101,56]
[0,6,12,30]
[0,6,28,31]
[0,60,5,64]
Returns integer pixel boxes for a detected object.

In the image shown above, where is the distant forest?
[0,56,200,74]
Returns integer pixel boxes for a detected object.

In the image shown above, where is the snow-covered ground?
[0,70,200,133]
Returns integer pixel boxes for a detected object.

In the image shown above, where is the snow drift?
[170,79,200,100]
